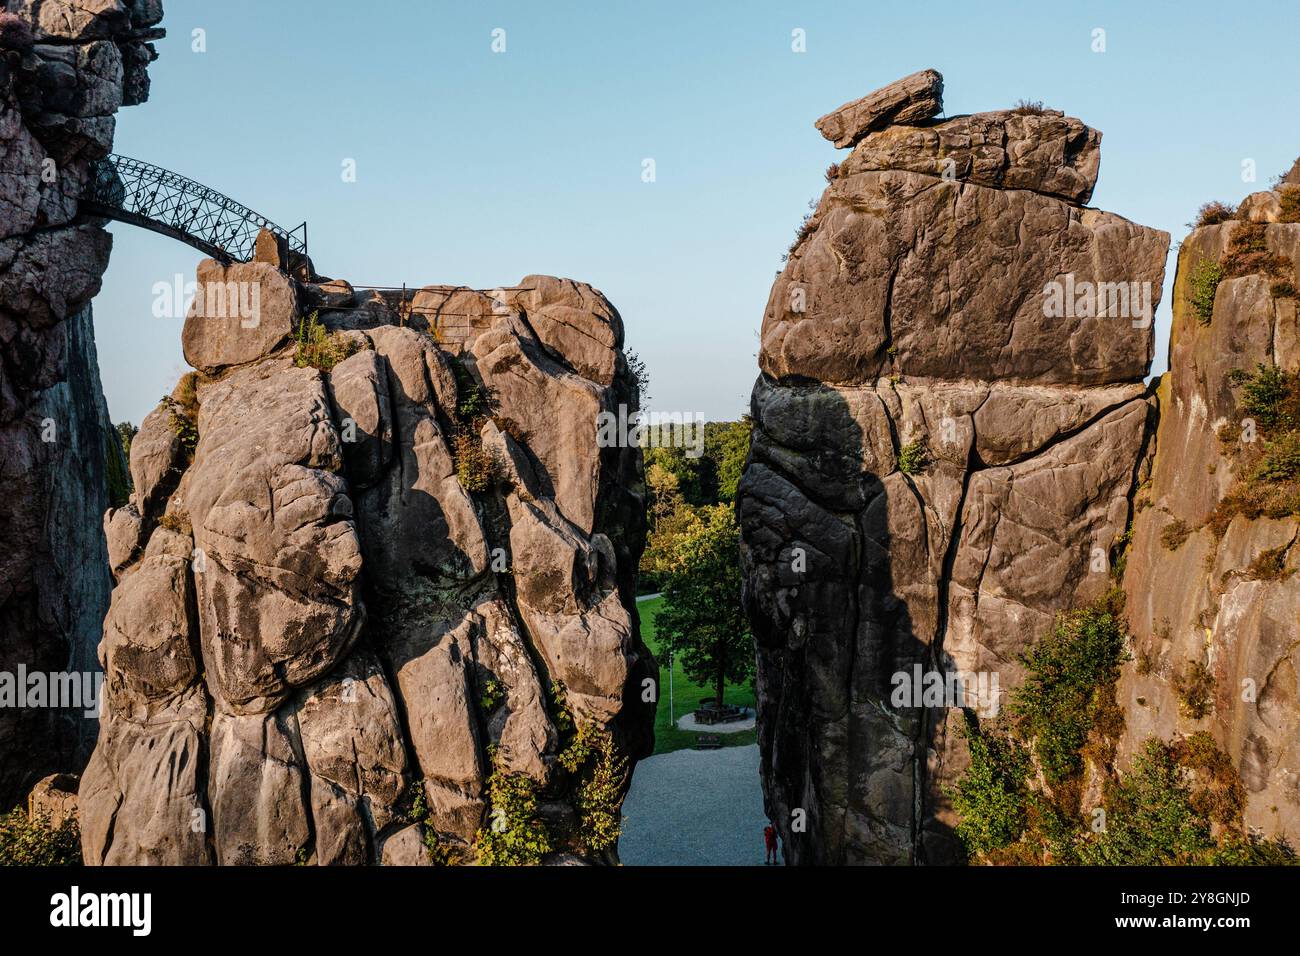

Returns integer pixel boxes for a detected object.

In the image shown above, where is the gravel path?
[618,744,773,866]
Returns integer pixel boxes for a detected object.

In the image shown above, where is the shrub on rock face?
[1221,221,1292,280]
[1191,200,1236,228]
[557,727,628,854]
[1011,99,1048,114]
[1278,185,1300,224]
[1188,257,1223,325]
[1254,432,1300,482]
[453,429,497,492]
[1246,544,1290,581]
[1160,517,1191,551]
[161,371,207,460]
[162,396,198,457]
[1010,592,1128,787]
[897,439,927,476]
[1237,363,1296,431]
[950,597,1295,866]
[1208,364,1300,536]
[1173,659,1215,720]
[293,311,357,371]
[949,719,1032,858]
[0,809,81,866]
[456,379,486,420]
[474,751,552,866]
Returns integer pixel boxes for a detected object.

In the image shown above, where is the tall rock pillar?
[0,0,164,805]
[738,70,1169,863]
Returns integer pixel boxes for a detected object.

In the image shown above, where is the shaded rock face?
[738,73,1169,864]
[1119,194,1300,840]
[81,253,654,864]
[0,0,162,806]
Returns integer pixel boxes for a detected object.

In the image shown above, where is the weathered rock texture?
[0,0,162,806]
[1118,184,1300,839]
[81,245,655,864]
[738,72,1169,864]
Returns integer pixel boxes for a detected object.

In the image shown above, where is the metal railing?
[81,154,307,263]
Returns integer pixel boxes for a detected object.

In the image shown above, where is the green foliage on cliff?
[294,311,358,371]
[162,397,198,457]
[1188,257,1223,325]
[403,782,462,866]
[0,808,81,866]
[161,371,206,461]
[478,678,504,713]
[1010,590,1128,786]
[1208,363,1300,536]
[471,724,627,863]
[898,439,927,476]
[456,378,486,421]
[950,720,1032,857]
[949,595,1295,866]
[1159,517,1191,551]
[1073,739,1217,865]
[558,727,628,853]
[1173,659,1216,719]
[453,428,497,493]
[1237,363,1295,430]
[475,749,553,866]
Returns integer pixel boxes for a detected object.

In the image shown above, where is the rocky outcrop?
[26,770,77,827]
[815,69,944,149]
[80,241,654,864]
[738,71,1169,864]
[0,0,162,806]
[1118,179,1300,840]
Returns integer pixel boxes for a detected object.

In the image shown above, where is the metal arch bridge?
[81,154,308,265]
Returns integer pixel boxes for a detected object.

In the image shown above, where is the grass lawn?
[637,595,757,755]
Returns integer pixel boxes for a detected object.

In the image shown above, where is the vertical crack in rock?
[739,70,1170,864]
[914,393,982,861]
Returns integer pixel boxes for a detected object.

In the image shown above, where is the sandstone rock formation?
[0,0,163,806]
[1118,177,1300,839]
[80,240,655,864]
[26,770,77,828]
[738,71,1169,864]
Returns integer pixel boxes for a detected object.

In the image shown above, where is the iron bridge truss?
[81,154,307,264]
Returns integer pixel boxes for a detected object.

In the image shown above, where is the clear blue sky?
[96,0,1300,426]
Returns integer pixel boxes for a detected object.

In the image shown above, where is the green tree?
[653,505,753,707]
[115,421,138,458]
[708,418,751,502]
[644,443,714,505]
[645,461,683,530]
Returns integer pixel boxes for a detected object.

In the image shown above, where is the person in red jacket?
[763,823,779,865]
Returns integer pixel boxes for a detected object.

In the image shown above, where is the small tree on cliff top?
[653,504,753,708]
